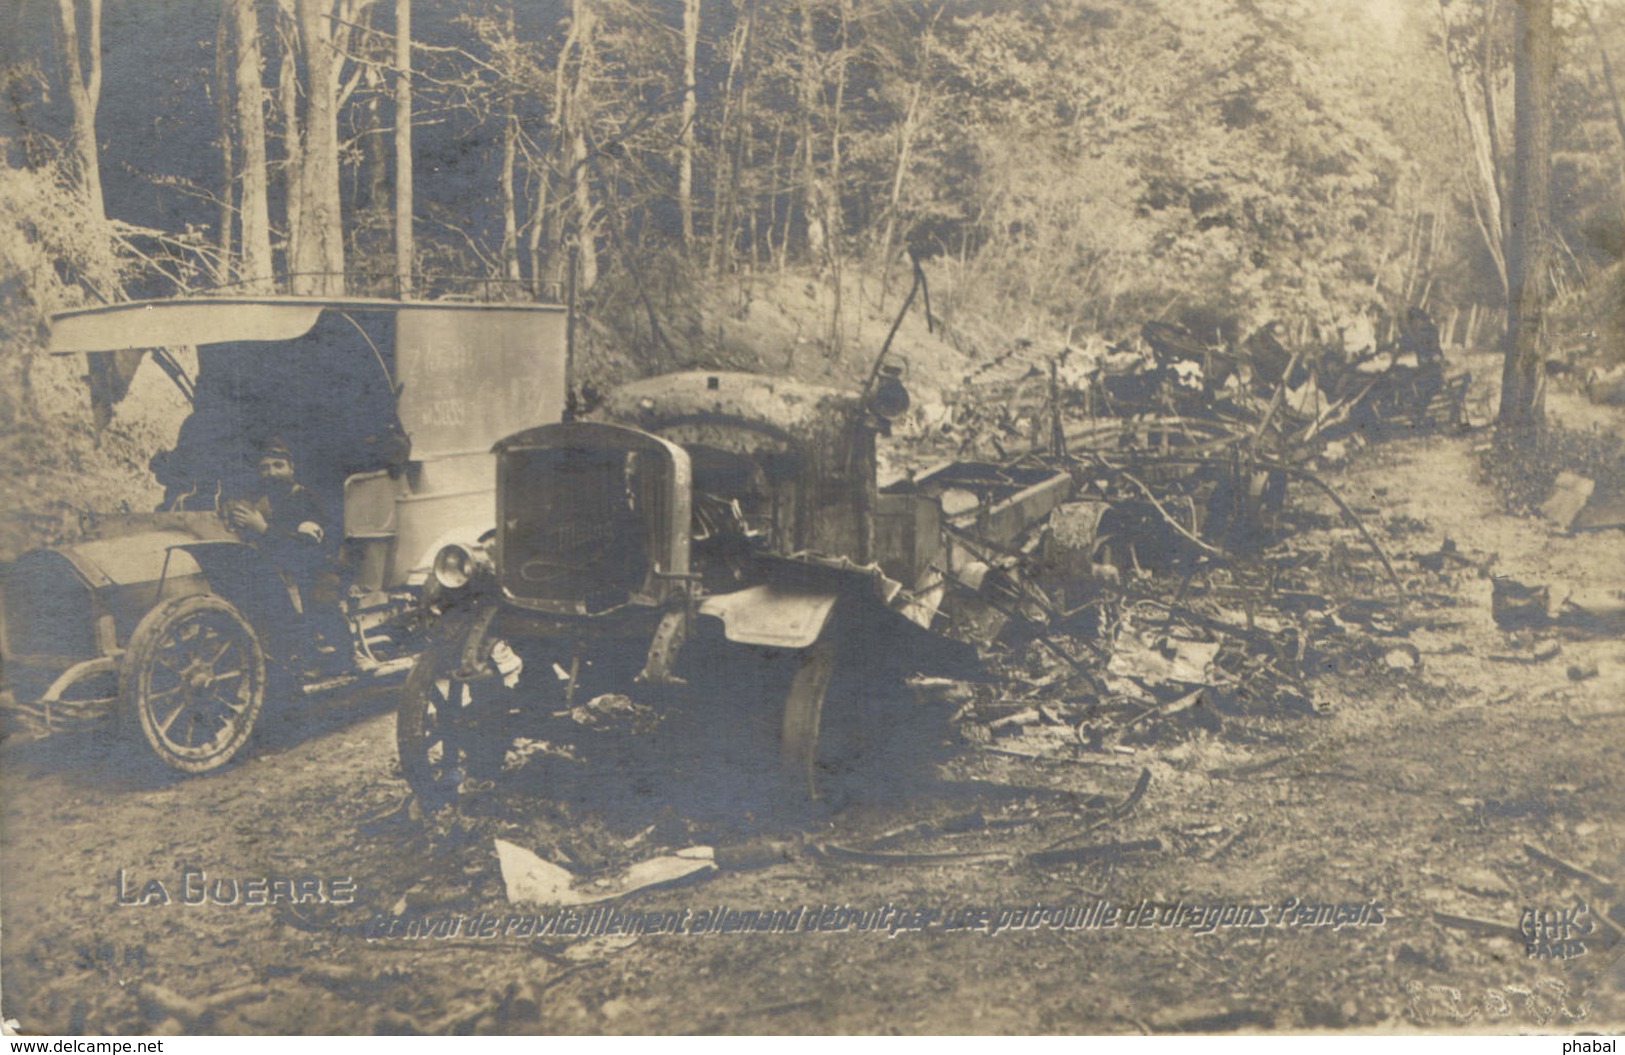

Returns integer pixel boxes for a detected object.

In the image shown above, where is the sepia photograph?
[0,0,1622,1037]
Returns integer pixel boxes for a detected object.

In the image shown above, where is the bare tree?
[679,0,699,247]
[709,0,755,272]
[499,5,522,283]
[277,0,304,272]
[233,0,274,291]
[500,111,522,282]
[552,0,598,290]
[1437,0,1510,301]
[55,0,131,425]
[395,0,413,296]
[216,7,235,279]
[1581,0,1625,200]
[54,0,105,219]
[874,4,943,269]
[1500,0,1553,428]
[826,0,850,249]
[276,0,373,295]
[797,1,825,259]
[289,0,346,294]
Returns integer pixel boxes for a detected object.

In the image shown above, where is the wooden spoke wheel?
[396,613,516,809]
[121,593,266,773]
[396,639,479,809]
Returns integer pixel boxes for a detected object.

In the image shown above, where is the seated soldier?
[1398,307,1445,369]
[225,439,354,675]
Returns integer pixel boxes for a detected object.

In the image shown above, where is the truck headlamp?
[432,543,485,590]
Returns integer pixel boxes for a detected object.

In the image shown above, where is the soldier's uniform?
[237,442,350,671]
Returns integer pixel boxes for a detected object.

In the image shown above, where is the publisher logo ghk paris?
[1520,900,1595,960]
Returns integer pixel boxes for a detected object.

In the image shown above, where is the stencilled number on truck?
[422,398,468,427]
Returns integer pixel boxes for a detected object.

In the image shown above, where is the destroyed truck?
[397,369,1075,806]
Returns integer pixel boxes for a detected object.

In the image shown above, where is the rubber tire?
[121,593,267,774]
[780,633,837,800]
[778,614,922,804]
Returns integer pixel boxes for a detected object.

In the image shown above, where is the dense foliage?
[3,0,1624,363]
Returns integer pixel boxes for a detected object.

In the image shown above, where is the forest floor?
[3,349,1625,1035]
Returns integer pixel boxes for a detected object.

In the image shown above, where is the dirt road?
[4,371,1624,1034]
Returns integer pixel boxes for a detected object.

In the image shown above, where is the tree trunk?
[58,0,136,427]
[1583,2,1625,147]
[501,105,521,282]
[707,7,737,274]
[569,1,598,290]
[278,1,303,276]
[571,130,597,290]
[879,80,921,263]
[825,0,850,356]
[798,2,824,260]
[550,0,597,291]
[55,0,105,220]
[394,0,413,296]
[709,0,754,272]
[528,165,551,298]
[233,0,273,291]
[1436,0,1509,301]
[826,0,849,248]
[1581,0,1625,211]
[216,6,236,283]
[1500,0,1552,429]
[362,66,388,215]
[763,119,784,265]
[727,13,757,265]
[679,0,699,247]
[778,116,796,271]
[499,2,520,286]
[292,0,345,295]
[1479,0,1510,216]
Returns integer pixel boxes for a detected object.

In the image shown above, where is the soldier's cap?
[258,437,294,462]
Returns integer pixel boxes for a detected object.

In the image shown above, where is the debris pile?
[907,317,1476,761]
[916,318,1467,467]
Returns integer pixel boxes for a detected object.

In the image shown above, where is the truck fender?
[697,584,840,650]
[168,541,299,630]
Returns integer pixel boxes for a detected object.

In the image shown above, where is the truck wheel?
[780,633,836,800]
[397,611,510,809]
[396,639,470,809]
[121,593,266,774]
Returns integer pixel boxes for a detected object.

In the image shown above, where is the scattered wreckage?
[1,296,570,772]
[967,314,1469,465]
[395,300,1445,810]
[925,313,1474,743]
